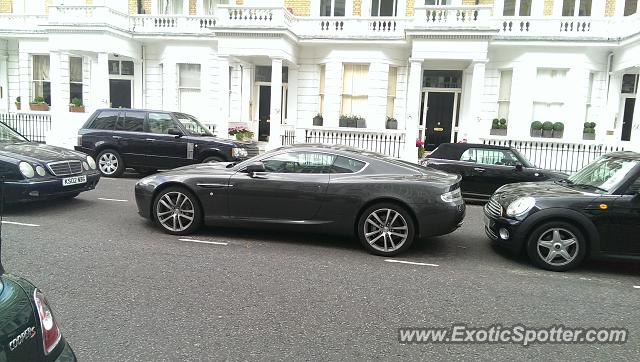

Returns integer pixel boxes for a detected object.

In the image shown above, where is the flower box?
[530,129,542,137]
[15,103,21,110]
[489,128,507,136]
[29,103,49,111]
[69,105,85,113]
[583,132,595,140]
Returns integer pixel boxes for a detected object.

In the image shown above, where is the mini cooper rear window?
[90,111,119,130]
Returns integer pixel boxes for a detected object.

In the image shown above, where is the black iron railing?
[483,139,625,174]
[281,126,295,146]
[305,128,405,158]
[0,113,52,143]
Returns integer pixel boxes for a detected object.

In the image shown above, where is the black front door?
[258,85,271,141]
[110,79,132,108]
[621,98,635,141]
[424,92,454,151]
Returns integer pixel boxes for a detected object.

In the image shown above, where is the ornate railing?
[281,125,296,146]
[0,113,52,143]
[482,139,625,174]
[305,128,405,158]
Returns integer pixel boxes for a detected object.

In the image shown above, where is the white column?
[287,65,298,126]
[133,60,143,109]
[196,0,204,15]
[460,60,486,143]
[368,62,389,130]
[323,61,342,128]
[509,63,536,140]
[268,57,283,149]
[565,67,590,141]
[605,73,623,141]
[49,51,69,112]
[18,50,30,111]
[552,0,563,16]
[401,58,422,161]
[92,52,110,108]
[0,54,7,112]
[218,55,230,138]
[241,64,252,123]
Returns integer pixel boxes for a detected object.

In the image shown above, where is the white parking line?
[384,259,439,267]
[1,221,40,227]
[98,198,129,202]
[634,286,640,289]
[179,238,229,246]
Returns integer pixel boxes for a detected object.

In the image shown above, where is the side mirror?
[168,128,183,138]
[515,163,523,172]
[245,162,266,176]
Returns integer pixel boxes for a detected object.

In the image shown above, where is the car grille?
[485,197,504,217]
[47,160,83,177]
[246,146,259,158]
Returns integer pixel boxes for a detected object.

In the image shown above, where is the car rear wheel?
[357,203,415,256]
[526,221,587,272]
[97,149,125,177]
[202,156,224,163]
[153,187,202,236]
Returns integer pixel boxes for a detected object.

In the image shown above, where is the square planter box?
[69,105,85,113]
[347,119,358,128]
[490,128,507,136]
[339,118,348,127]
[29,103,49,111]
[552,130,564,139]
[386,119,398,130]
[583,133,595,140]
[356,119,366,128]
[541,129,554,138]
[312,117,323,126]
[15,103,21,110]
[530,129,542,137]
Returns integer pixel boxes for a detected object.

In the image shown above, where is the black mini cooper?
[0,122,100,203]
[484,152,640,271]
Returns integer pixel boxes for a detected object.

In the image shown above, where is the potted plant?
[490,118,508,136]
[355,116,366,128]
[29,96,49,111]
[69,97,85,113]
[417,139,425,159]
[228,126,254,141]
[541,121,554,138]
[313,113,323,126]
[552,122,564,138]
[583,122,596,140]
[15,96,21,110]
[339,115,366,128]
[530,121,543,137]
[339,115,349,127]
[386,116,398,130]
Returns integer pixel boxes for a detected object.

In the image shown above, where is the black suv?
[75,109,258,177]
[484,152,640,271]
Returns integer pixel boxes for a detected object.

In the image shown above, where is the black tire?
[526,221,587,272]
[357,202,415,256]
[202,156,225,163]
[153,186,202,236]
[96,149,125,177]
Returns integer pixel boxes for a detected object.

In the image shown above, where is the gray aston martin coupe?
[134,144,466,256]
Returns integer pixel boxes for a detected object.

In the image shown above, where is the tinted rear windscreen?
[90,111,119,130]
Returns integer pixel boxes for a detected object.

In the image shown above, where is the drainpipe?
[141,45,146,109]
[605,52,613,103]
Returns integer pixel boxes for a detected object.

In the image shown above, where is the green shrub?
[542,121,554,131]
[584,127,595,134]
[531,121,543,130]
[15,96,20,103]
[499,118,507,126]
[589,122,596,129]
[553,122,564,131]
[71,97,83,107]
[492,118,499,129]
[32,96,45,104]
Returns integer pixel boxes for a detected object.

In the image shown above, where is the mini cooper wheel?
[153,187,202,236]
[357,203,415,256]
[97,149,125,177]
[526,221,587,272]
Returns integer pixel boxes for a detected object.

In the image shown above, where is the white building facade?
[0,0,639,160]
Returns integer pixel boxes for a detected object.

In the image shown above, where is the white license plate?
[62,175,87,186]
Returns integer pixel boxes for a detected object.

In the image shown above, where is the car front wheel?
[526,221,587,272]
[153,187,202,236]
[97,149,125,177]
[357,203,415,256]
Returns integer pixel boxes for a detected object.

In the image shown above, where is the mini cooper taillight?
[33,290,61,355]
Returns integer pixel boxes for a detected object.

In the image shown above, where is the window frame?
[624,0,639,16]
[387,66,398,118]
[371,0,398,16]
[502,0,532,16]
[146,112,180,135]
[31,54,51,105]
[460,147,522,167]
[177,63,202,113]
[69,56,84,106]
[562,0,592,17]
[497,69,513,120]
[319,65,326,116]
[116,111,146,133]
[320,0,346,16]
[341,63,370,117]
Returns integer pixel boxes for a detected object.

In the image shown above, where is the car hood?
[492,181,596,205]
[0,142,85,163]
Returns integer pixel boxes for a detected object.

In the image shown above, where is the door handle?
[112,136,122,140]
[474,167,486,172]
[145,138,156,141]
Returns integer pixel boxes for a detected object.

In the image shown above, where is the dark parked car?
[421,143,567,201]
[0,122,100,203]
[484,152,640,271]
[0,273,76,361]
[135,144,466,256]
[75,109,259,177]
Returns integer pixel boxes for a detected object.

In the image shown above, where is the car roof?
[428,143,513,160]
[603,151,640,161]
[94,108,183,114]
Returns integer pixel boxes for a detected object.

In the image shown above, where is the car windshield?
[0,122,28,143]
[174,113,214,137]
[567,156,639,193]
[512,149,535,168]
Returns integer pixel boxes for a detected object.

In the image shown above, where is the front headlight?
[35,165,46,177]
[82,162,90,171]
[506,197,536,217]
[19,162,35,178]
[232,147,248,158]
[86,156,96,170]
[441,188,463,203]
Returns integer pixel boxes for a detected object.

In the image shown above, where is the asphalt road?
[2,174,639,361]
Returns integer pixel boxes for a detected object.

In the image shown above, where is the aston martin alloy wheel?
[97,149,125,177]
[153,187,202,235]
[358,203,415,256]
[527,221,587,272]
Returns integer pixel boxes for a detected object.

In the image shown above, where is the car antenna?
[0,176,5,274]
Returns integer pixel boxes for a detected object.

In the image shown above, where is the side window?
[262,152,336,174]
[90,111,118,130]
[117,111,145,132]
[460,149,477,163]
[331,156,366,173]
[625,177,640,195]
[147,113,177,134]
[462,148,520,166]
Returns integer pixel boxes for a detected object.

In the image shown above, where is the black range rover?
[75,109,258,177]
